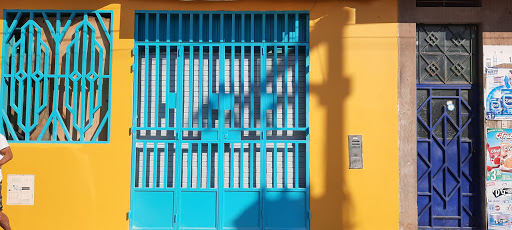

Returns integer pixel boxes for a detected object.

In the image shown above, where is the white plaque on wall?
[6,174,34,205]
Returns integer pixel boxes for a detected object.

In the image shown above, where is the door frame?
[398,23,486,229]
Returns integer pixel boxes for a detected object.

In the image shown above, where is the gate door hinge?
[131,47,136,72]
[307,210,311,220]
[128,210,133,220]
[173,214,178,223]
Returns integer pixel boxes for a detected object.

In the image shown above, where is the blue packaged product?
[503,89,512,114]
[491,98,503,114]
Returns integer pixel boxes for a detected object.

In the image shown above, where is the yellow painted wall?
[0,0,399,229]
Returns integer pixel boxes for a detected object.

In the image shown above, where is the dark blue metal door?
[416,25,482,229]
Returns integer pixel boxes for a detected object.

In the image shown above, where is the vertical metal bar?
[458,89,461,128]
[306,14,309,42]
[155,46,160,128]
[305,45,311,228]
[153,142,158,188]
[190,14,193,42]
[220,13,224,42]
[209,14,213,42]
[25,13,34,140]
[232,14,235,42]
[241,46,245,129]
[16,63,25,136]
[188,143,192,188]
[262,13,266,42]
[199,14,203,42]
[142,142,148,188]
[274,14,277,42]
[250,14,254,43]
[145,13,149,42]
[144,45,149,128]
[199,46,203,129]
[260,46,267,222]
[273,144,277,188]
[240,143,244,188]
[88,16,97,136]
[295,14,299,43]
[208,46,213,128]
[80,14,88,141]
[218,45,226,229]
[284,143,288,188]
[458,88,463,226]
[70,30,78,138]
[273,45,278,128]
[285,13,288,42]
[231,45,235,128]
[198,143,202,188]
[207,143,212,187]
[261,44,267,136]
[164,142,169,188]
[167,13,170,42]
[306,45,310,135]
[284,45,288,128]
[179,14,183,42]
[241,13,245,43]
[295,46,299,127]
[294,142,299,188]
[177,45,184,190]
[131,140,137,188]
[156,13,160,42]
[107,12,113,141]
[230,144,234,188]
[250,143,254,188]
[429,88,432,135]
[1,14,9,136]
[175,142,182,228]
[165,46,171,127]
[189,47,194,128]
[53,12,62,140]
[443,107,447,148]
[429,90,433,226]
[131,32,139,187]
[250,46,254,128]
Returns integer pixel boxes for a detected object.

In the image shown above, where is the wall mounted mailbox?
[349,135,363,169]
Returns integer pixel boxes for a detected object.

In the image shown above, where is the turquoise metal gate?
[130,12,310,230]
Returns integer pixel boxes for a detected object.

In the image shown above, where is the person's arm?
[0,147,13,166]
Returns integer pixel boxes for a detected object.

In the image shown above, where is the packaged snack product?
[489,145,502,168]
[501,142,512,171]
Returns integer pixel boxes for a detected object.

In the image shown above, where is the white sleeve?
[0,134,9,150]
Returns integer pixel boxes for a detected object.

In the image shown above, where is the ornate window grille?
[0,10,113,142]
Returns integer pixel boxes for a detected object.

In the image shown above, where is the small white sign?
[6,174,34,205]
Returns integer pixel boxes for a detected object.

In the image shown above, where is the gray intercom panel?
[349,135,363,169]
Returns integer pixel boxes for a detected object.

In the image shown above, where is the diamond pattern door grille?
[417,25,476,85]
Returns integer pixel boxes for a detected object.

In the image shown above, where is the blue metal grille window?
[130,11,310,230]
[0,10,113,142]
